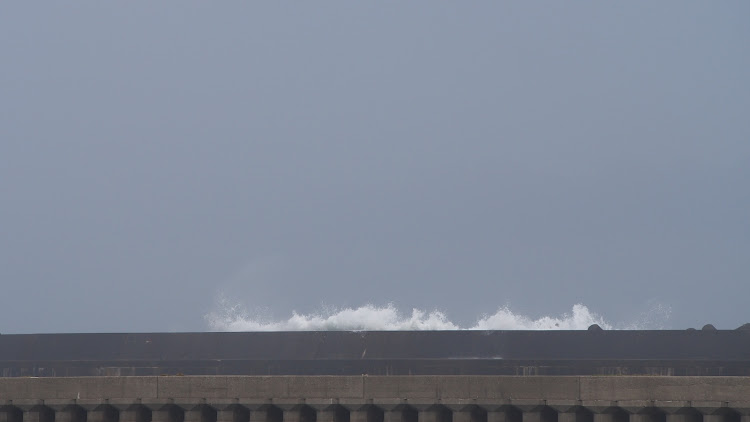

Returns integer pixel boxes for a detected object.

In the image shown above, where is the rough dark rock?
[702,324,717,331]
[588,324,603,331]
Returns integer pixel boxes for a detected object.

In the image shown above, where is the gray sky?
[1,2,748,333]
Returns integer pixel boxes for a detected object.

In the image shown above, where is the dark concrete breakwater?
[1,330,749,377]
[2,331,750,422]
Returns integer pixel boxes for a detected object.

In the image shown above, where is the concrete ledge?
[1,376,749,404]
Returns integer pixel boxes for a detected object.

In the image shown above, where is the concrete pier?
[1,377,749,422]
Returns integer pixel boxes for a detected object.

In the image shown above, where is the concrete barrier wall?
[4,331,750,377]
[3,331,749,361]
[1,376,749,422]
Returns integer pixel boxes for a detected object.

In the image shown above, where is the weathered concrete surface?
[1,376,749,402]
[2,377,749,422]
[579,377,750,402]
[7,358,750,377]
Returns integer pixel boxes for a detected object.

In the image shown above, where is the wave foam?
[472,304,611,330]
[206,300,624,331]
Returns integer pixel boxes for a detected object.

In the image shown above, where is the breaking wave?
[204,299,666,331]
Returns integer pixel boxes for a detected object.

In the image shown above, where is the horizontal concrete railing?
[1,377,749,422]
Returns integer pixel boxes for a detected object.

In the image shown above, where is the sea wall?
[0,377,748,422]
[2,330,749,377]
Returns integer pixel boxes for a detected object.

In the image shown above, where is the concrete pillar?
[185,412,199,422]
[523,413,542,422]
[351,406,382,422]
[384,411,400,422]
[418,407,451,422]
[87,406,119,422]
[217,407,248,422]
[522,408,556,422]
[453,413,471,422]
[0,407,23,422]
[316,406,348,422]
[282,409,298,422]
[558,415,575,422]
[418,412,436,422]
[216,410,235,422]
[120,406,151,422]
[283,406,316,422]
[24,407,55,422]
[56,407,87,422]
[488,408,521,422]
[666,412,701,422]
[556,408,592,422]
[185,407,217,422]
[385,408,417,422]
[250,406,282,422]
[152,410,168,422]
[249,409,265,422]
[152,411,169,422]
[453,407,485,422]
[589,408,628,422]
[350,411,368,422]
[630,414,665,422]
[453,404,488,422]
[152,406,184,422]
[317,411,335,422]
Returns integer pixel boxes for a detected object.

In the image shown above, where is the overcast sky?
[1,2,748,333]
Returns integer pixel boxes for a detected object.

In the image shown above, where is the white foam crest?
[207,302,458,331]
[206,300,619,331]
[471,303,611,330]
